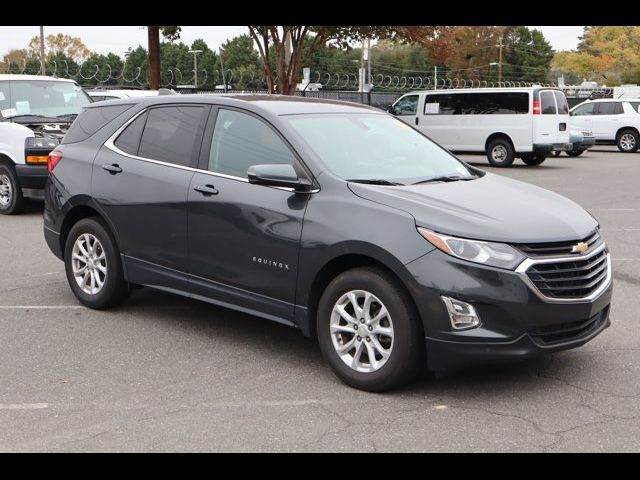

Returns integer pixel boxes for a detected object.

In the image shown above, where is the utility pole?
[498,37,503,84]
[188,49,202,88]
[147,26,160,90]
[434,66,437,90]
[219,47,227,93]
[39,26,46,75]
[366,38,372,86]
[358,38,365,92]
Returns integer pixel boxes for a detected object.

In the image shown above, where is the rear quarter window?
[630,102,640,113]
[62,104,133,144]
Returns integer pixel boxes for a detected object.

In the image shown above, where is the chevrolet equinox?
[44,95,613,391]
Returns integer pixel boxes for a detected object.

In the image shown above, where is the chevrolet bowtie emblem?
[571,242,589,254]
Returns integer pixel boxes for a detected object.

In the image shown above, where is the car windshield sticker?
[424,103,439,114]
[1,108,17,118]
[15,101,30,114]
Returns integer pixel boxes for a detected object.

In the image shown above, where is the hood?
[348,173,598,244]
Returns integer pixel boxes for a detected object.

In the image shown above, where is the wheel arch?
[485,132,515,152]
[0,152,16,167]
[616,126,639,140]
[298,245,424,340]
[59,198,123,261]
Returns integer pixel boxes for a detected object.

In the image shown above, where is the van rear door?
[533,89,570,148]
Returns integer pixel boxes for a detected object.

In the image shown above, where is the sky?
[0,26,584,58]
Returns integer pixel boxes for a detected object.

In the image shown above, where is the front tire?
[0,164,25,215]
[566,149,585,157]
[316,267,424,392]
[64,217,127,309]
[521,154,547,166]
[616,129,639,153]
[486,138,515,167]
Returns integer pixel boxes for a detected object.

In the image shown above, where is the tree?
[502,26,554,83]
[28,33,91,63]
[247,27,431,95]
[553,26,640,86]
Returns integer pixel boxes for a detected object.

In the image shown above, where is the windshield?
[0,80,91,120]
[284,113,473,183]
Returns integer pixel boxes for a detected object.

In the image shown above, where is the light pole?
[188,49,203,88]
[39,26,46,75]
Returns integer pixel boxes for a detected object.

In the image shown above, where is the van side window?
[554,92,569,114]
[208,109,296,179]
[394,95,418,115]
[540,91,557,114]
[425,94,455,114]
[138,106,206,167]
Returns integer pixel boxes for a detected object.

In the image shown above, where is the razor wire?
[2,59,619,97]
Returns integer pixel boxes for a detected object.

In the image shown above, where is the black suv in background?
[44,95,612,391]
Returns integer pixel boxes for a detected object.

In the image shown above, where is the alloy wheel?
[71,233,107,295]
[330,290,394,373]
[620,133,636,151]
[0,174,12,207]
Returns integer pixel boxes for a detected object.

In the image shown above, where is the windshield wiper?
[1,114,59,122]
[411,175,476,185]
[55,113,78,120]
[347,179,404,186]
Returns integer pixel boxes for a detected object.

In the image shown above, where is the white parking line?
[0,306,85,310]
[0,403,50,410]
[593,208,638,211]
[601,228,640,232]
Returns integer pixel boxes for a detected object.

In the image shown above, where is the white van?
[389,87,572,167]
[0,75,92,214]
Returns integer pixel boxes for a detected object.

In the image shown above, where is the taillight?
[533,99,541,115]
[47,150,63,173]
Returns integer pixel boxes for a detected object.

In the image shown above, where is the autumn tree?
[28,33,91,63]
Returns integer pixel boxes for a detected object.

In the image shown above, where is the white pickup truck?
[0,74,92,214]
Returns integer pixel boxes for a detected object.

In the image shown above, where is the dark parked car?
[44,95,613,391]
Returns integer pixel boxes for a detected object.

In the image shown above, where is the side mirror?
[386,104,399,115]
[247,164,312,192]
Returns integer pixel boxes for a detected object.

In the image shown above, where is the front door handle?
[102,163,123,175]
[194,184,219,196]
[415,117,419,125]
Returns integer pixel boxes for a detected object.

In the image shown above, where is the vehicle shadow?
[22,199,45,215]
[119,287,567,396]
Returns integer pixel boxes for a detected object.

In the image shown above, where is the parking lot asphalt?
[0,146,638,452]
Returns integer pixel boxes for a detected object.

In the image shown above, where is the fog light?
[441,296,481,330]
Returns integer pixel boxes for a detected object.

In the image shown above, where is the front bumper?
[405,249,613,373]
[15,164,48,190]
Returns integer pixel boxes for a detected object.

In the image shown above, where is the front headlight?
[418,227,526,270]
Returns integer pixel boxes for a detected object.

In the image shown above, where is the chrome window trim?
[515,242,611,304]
[103,107,318,192]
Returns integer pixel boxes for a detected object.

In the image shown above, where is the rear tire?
[316,267,424,392]
[486,138,515,167]
[566,149,585,157]
[616,129,639,153]
[521,154,547,166]
[64,217,127,310]
[0,164,25,215]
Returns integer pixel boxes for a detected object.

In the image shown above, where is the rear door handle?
[415,117,419,125]
[194,184,219,196]
[102,163,122,174]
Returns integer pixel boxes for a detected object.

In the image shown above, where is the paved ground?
[0,146,638,452]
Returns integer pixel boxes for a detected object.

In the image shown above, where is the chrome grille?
[516,231,601,257]
[525,248,609,299]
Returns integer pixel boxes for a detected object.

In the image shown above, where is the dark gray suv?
[44,95,613,391]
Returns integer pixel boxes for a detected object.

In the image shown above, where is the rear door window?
[540,91,557,114]
[137,105,207,167]
[595,102,622,115]
[62,104,133,144]
[114,112,147,155]
[553,91,569,114]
